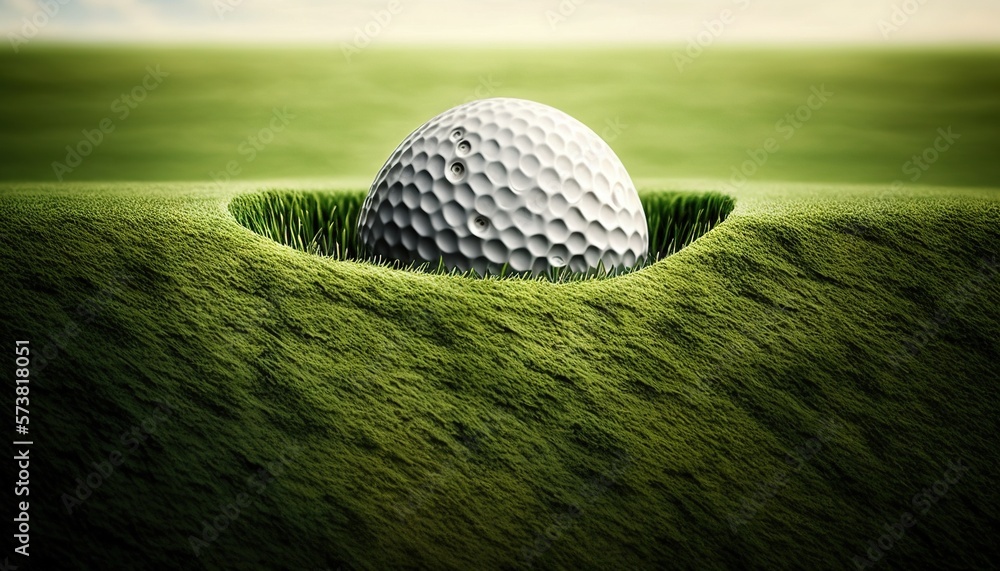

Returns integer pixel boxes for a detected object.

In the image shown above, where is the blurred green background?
[1,46,998,187]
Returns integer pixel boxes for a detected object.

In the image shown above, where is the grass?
[230,190,365,261]
[1,46,999,571]
[642,190,735,259]
[2,179,999,571]
[228,189,735,279]
[1,46,1000,186]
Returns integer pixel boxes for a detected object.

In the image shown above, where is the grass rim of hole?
[228,188,735,282]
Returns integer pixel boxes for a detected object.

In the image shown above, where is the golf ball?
[357,97,648,276]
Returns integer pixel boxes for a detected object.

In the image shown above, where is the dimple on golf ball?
[357,97,648,276]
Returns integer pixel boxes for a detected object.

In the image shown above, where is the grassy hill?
[2,179,998,569]
[2,45,999,570]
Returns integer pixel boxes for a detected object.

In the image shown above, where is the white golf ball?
[357,97,648,276]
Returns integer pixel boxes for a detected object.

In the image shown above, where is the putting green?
[1,179,998,570]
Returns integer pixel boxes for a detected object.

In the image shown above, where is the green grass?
[227,189,734,278]
[1,46,1000,186]
[2,179,999,570]
[2,46,999,570]
[230,190,365,261]
[642,190,735,259]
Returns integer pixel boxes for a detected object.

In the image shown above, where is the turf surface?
[1,46,999,570]
[2,179,998,570]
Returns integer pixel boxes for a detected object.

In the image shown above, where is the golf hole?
[229,189,734,278]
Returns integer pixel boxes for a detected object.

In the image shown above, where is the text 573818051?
[14,340,32,558]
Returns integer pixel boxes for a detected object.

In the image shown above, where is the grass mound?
[2,180,999,570]
[228,189,735,278]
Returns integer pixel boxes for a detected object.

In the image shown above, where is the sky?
[2,0,999,45]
